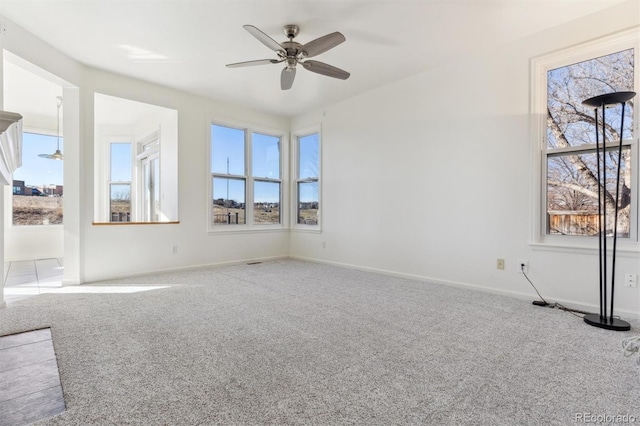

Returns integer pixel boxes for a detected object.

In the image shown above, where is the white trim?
[289,255,640,320]
[83,255,290,284]
[530,28,640,248]
[530,240,640,256]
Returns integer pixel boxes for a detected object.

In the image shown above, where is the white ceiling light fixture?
[39,96,63,160]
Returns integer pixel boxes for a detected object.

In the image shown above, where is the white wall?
[0,14,290,289]
[290,1,640,317]
[81,68,290,282]
[0,18,81,284]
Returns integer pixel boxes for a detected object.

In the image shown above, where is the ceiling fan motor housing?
[281,41,304,59]
[283,24,299,39]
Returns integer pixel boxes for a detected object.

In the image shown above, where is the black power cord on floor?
[520,263,590,318]
[520,264,640,367]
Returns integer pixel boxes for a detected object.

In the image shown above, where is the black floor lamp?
[581,91,635,331]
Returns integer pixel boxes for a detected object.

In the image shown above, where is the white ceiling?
[0,0,629,118]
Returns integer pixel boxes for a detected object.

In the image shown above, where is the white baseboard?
[82,255,290,284]
[288,255,640,321]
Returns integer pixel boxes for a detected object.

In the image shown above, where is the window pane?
[298,133,319,179]
[252,133,280,178]
[12,132,63,226]
[212,125,245,175]
[110,183,131,222]
[547,147,630,237]
[110,143,132,181]
[254,181,280,224]
[212,177,246,225]
[297,181,318,225]
[547,49,634,150]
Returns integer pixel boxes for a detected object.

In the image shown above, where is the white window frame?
[108,140,133,223]
[136,131,161,222]
[530,29,640,252]
[292,124,322,232]
[251,131,283,227]
[208,118,287,232]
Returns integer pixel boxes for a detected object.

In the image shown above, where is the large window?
[210,123,282,228]
[12,132,63,226]
[534,34,638,242]
[295,131,320,226]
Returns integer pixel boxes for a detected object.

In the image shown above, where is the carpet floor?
[0,259,638,425]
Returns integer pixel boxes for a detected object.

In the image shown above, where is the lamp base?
[584,313,630,331]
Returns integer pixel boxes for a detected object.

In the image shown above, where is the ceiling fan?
[226,24,350,90]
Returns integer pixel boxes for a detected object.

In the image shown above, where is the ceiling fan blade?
[243,25,284,53]
[301,32,346,58]
[281,67,296,90]
[226,59,282,68]
[301,60,350,80]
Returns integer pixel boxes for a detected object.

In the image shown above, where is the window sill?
[208,225,288,234]
[92,221,180,226]
[291,226,322,234]
[530,238,640,256]
[8,224,64,229]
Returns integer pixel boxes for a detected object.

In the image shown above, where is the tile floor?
[3,259,64,305]
[1,259,66,425]
[0,329,65,425]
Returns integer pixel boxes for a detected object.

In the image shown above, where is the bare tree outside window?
[546,49,634,237]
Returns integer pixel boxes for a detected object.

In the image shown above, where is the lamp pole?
[581,91,635,331]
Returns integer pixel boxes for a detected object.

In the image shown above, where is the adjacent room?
[0,1,639,424]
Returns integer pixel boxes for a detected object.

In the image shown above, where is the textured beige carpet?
[0,259,638,425]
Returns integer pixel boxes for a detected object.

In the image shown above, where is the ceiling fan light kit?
[227,24,350,90]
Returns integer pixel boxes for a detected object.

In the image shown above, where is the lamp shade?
[0,111,23,185]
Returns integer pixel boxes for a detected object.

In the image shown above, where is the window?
[137,134,160,222]
[252,133,281,224]
[12,132,63,226]
[533,33,638,243]
[211,124,246,225]
[109,142,132,222]
[94,93,178,223]
[210,123,283,228]
[295,131,320,226]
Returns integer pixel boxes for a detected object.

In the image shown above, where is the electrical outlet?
[624,273,637,288]
[171,245,178,255]
[497,259,505,270]
[322,241,326,249]
[518,260,529,274]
